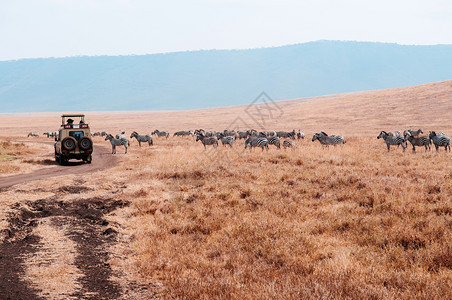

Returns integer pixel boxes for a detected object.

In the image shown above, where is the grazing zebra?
[276,130,296,139]
[219,135,234,147]
[173,130,194,137]
[388,131,401,137]
[152,130,169,139]
[115,131,130,146]
[244,137,269,151]
[267,136,281,149]
[115,131,126,139]
[238,131,249,139]
[297,130,305,139]
[247,129,258,137]
[43,132,51,138]
[105,134,128,154]
[404,128,423,138]
[377,131,406,152]
[27,132,39,137]
[130,131,153,146]
[429,131,451,152]
[100,131,108,137]
[404,132,430,152]
[196,134,218,149]
[312,132,346,146]
[283,140,296,149]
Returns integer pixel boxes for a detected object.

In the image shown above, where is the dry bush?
[111,137,452,299]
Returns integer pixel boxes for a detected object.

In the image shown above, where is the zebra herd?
[28,126,451,154]
[377,129,450,152]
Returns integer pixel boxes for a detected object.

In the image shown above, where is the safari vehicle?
[54,114,93,165]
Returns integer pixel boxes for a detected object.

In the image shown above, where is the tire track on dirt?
[0,194,130,299]
[0,143,118,190]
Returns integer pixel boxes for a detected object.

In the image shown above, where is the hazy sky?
[1,0,451,61]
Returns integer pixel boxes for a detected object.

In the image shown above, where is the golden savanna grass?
[109,136,452,299]
[1,80,452,298]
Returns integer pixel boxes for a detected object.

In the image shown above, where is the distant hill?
[0,40,451,113]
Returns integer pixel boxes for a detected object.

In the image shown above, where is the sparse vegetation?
[1,81,452,298]
[111,137,452,299]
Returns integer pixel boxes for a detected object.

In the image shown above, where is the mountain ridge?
[1,40,451,113]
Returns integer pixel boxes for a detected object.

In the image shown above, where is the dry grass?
[1,80,452,298]
[0,140,55,176]
[109,137,452,299]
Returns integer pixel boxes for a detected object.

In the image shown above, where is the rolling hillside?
[1,80,451,137]
[1,41,452,113]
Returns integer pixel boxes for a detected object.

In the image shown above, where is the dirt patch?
[0,196,131,299]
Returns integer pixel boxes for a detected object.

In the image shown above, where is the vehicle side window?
[69,131,84,141]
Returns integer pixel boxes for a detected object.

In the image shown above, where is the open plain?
[0,81,451,299]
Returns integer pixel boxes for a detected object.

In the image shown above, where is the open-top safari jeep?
[54,114,93,165]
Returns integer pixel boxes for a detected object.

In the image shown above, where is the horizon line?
[2,39,452,63]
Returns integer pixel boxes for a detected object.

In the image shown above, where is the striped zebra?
[404,132,430,152]
[173,130,194,137]
[388,131,401,137]
[276,130,296,139]
[115,131,126,139]
[100,131,108,137]
[27,132,39,137]
[105,134,129,154]
[152,130,169,139]
[312,132,345,146]
[219,135,234,147]
[115,131,130,146]
[429,131,451,152]
[404,128,423,138]
[196,134,218,149]
[244,137,269,151]
[297,130,305,139]
[237,131,249,139]
[130,131,153,146]
[267,136,281,149]
[377,131,406,152]
[283,140,295,149]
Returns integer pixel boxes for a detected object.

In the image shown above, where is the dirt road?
[0,144,118,190]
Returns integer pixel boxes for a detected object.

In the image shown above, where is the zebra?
[312,132,346,146]
[173,130,194,137]
[152,130,169,139]
[404,128,423,138]
[267,136,281,149]
[377,131,406,152]
[237,131,249,139]
[130,131,153,146]
[244,137,269,151]
[115,131,130,146]
[219,135,234,147]
[276,130,296,139]
[43,132,51,138]
[429,131,451,152]
[196,134,218,149]
[27,132,39,137]
[105,134,128,154]
[388,131,401,137]
[283,140,296,149]
[404,132,430,152]
[100,131,108,137]
[297,130,305,139]
[115,131,126,139]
